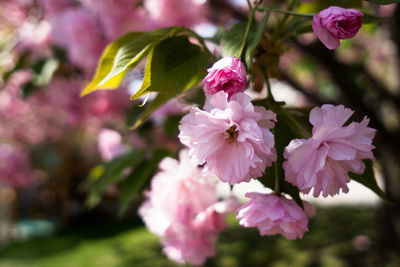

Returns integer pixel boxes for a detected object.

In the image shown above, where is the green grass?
[0,206,381,267]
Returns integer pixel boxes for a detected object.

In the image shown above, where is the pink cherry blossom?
[144,0,207,28]
[97,129,126,161]
[236,192,315,240]
[179,91,276,185]
[203,57,247,98]
[51,8,106,75]
[0,144,35,188]
[139,150,237,265]
[283,104,376,197]
[81,0,149,40]
[312,6,363,50]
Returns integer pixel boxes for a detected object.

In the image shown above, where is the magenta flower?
[178,91,276,185]
[237,193,316,240]
[283,105,376,197]
[203,57,247,98]
[139,150,237,265]
[312,6,363,50]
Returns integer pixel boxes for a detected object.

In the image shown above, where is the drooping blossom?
[179,91,276,185]
[139,150,238,265]
[312,6,363,50]
[283,104,376,197]
[97,129,126,161]
[236,192,316,240]
[203,57,247,98]
[0,144,35,188]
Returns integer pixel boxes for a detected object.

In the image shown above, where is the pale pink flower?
[97,129,126,161]
[312,6,363,50]
[139,150,218,235]
[162,197,238,265]
[139,150,237,265]
[203,57,247,98]
[283,104,376,197]
[179,91,276,185]
[236,192,315,240]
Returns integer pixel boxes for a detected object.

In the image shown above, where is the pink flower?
[203,57,247,98]
[283,105,376,197]
[97,129,126,161]
[312,6,363,50]
[52,8,106,75]
[0,144,35,188]
[144,0,207,28]
[139,150,237,265]
[39,0,73,16]
[179,91,276,185]
[81,0,149,40]
[236,192,316,240]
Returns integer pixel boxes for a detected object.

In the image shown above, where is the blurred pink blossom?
[144,0,207,28]
[151,99,185,125]
[283,105,376,197]
[0,144,35,188]
[81,0,149,40]
[52,8,106,75]
[236,192,316,240]
[179,91,276,184]
[139,150,237,265]
[39,0,73,16]
[203,57,247,99]
[312,6,363,50]
[97,129,126,161]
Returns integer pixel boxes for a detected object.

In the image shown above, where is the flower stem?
[237,7,256,59]
[257,7,314,17]
[281,109,311,138]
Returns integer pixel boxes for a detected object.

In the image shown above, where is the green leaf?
[245,11,271,68]
[222,22,255,63]
[81,27,183,97]
[362,13,394,24]
[22,58,59,98]
[259,113,304,208]
[131,36,210,100]
[118,148,172,216]
[349,159,392,204]
[298,0,362,13]
[129,93,172,130]
[364,0,400,4]
[86,149,146,208]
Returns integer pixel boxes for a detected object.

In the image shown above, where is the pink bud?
[312,6,363,50]
[203,57,247,98]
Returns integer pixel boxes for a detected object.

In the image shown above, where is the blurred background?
[0,0,399,266]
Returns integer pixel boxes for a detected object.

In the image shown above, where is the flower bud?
[312,6,363,50]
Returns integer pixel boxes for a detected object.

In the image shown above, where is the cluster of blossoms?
[139,150,238,265]
[140,54,376,265]
[0,0,209,188]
